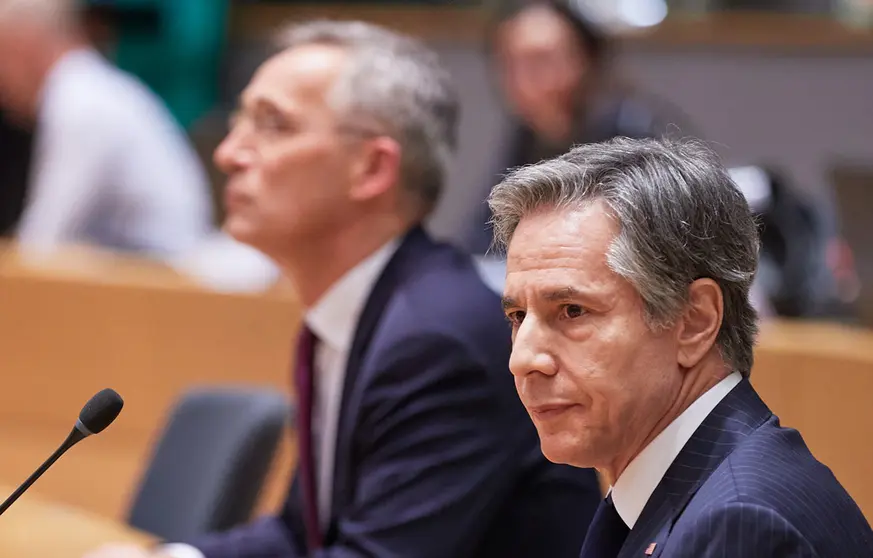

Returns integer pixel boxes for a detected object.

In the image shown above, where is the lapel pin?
[644,542,657,555]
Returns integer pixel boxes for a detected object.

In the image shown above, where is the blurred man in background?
[86,19,601,558]
[0,0,213,258]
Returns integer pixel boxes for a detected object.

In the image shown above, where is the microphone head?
[78,388,124,434]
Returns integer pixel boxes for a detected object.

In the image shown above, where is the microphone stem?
[0,427,85,516]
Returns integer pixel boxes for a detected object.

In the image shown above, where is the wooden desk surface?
[0,241,301,521]
[753,319,873,519]
[0,241,192,290]
[0,485,154,557]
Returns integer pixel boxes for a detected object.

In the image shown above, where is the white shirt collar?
[305,239,400,352]
[611,371,743,529]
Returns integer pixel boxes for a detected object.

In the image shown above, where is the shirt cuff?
[158,543,206,558]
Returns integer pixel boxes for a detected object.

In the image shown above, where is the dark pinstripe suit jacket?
[617,378,873,558]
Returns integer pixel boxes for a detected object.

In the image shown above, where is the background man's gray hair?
[488,136,760,374]
[275,20,460,216]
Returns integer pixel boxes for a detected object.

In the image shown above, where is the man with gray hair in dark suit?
[491,136,873,557]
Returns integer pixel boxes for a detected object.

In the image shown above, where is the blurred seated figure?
[466,0,692,253]
[0,0,213,258]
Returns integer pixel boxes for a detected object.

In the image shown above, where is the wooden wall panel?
[752,320,873,519]
[0,243,301,522]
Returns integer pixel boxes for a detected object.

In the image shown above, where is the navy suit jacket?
[616,378,873,558]
[187,226,602,557]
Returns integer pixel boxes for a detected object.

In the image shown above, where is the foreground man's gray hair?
[275,20,459,215]
[488,136,760,374]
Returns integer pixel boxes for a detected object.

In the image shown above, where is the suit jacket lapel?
[325,226,433,541]
[619,379,772,558]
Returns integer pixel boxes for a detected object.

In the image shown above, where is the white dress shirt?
[305,238,400,527]
[163,239,400,558]
[17,48,213,258]
[610,371,743,529]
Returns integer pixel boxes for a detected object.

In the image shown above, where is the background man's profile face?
[502,201,682,469]
[214,44,360,254]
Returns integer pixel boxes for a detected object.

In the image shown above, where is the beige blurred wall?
[427,42,873,244]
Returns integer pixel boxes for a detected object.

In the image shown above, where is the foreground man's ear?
[676,278,723,369]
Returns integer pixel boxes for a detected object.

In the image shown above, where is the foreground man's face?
[502,201,681,469]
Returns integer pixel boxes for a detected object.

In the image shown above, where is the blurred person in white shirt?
[0,0,213,258]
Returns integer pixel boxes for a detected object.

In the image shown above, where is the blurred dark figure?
[466,0,690,253]
[0,109,32,236]
[742,166,859,320]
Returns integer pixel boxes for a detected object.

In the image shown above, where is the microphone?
[0,388,124,517]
